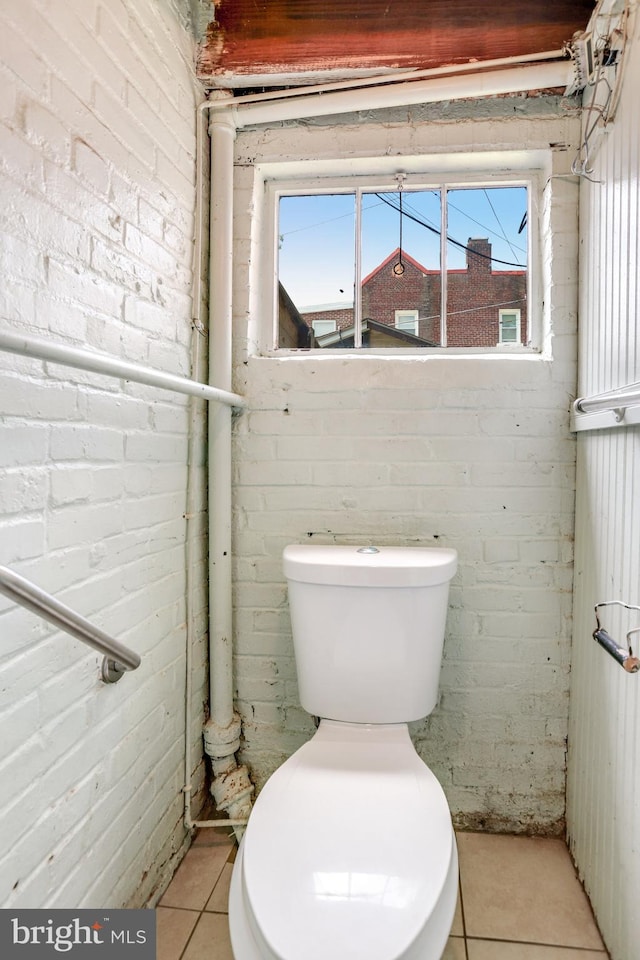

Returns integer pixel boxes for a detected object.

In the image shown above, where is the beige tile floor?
[157,830,609,960]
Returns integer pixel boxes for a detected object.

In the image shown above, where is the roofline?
[361,248,431,285]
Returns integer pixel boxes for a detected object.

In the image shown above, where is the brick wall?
[0,0,206,908]
[232,109,580,833]
[302,242,527,346]
[363,251,429,332]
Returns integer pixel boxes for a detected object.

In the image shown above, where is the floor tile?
[156,907,199,960]
[182,912,233,960]
[458,833,604,951]
[467,941,609,960]
[192,827,236,850]
[205,862,233,913]
[443,936,467,959]
[159,843,233,911]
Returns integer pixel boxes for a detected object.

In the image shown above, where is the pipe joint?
[210,763,254,815]
[203,712,243,759]
[207,90,237,137]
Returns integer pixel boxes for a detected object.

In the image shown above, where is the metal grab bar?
[571,381,640,432]
[0,329,247,412]
[575,382,640,414]
[0,566,141,683]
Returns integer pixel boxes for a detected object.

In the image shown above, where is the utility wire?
[280,192,527,267]
[482,188,521,262]
[374,194,527,269]
[395,190,526,258]
[417,296,526,324]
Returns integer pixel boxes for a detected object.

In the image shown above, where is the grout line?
[177,909,203,960]
[466,936,609,952]
[456,869,470,960]
[157,904,203,914]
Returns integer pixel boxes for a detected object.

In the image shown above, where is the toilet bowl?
[229,721,458,960]
[228,544,458,960]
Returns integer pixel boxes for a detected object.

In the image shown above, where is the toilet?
[229,544,458,960]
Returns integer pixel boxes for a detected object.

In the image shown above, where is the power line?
[417,297,526,323]
[482,188,521,262]
[391,190,526,258]
[374,194,527,269]
[280,193,527,265]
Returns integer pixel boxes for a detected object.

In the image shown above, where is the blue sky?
[278,186,528,310]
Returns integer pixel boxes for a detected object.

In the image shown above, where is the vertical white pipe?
[440,186,448,347]
[355,189,362,349]
[208,97,236,729]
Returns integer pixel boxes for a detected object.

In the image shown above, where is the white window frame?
[256,153,543,357]
[498,308,522,344]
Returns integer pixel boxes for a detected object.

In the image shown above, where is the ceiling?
[197,0,595,89]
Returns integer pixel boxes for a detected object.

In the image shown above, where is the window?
[272,171,536,353]
[312,318,338,338]
[395,310,419,335]
[499,309,521,344]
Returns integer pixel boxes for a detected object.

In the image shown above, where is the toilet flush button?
[357,546,380,554]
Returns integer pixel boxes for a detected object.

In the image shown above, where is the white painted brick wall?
[0,0,208,908]
[231,110,580,833]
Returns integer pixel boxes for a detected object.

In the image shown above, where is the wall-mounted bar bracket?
[0,566,141,683]
[593,601,640,673]
[572,383,640,432]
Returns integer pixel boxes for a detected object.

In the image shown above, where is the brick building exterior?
[298,238,527,347]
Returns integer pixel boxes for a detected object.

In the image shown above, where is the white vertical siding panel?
[568,10,640,959]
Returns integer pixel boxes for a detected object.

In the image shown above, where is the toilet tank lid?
[283,544,457,587]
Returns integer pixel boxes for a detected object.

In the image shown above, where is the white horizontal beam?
[0,329,247,411]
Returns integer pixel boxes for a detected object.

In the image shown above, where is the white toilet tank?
[283,544,457,724]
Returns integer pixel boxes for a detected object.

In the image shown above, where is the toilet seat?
[237,721,456,960]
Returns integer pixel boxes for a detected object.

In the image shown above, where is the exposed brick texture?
[0,0,207,910]
[302,240,528,347]
[232,111,580,833]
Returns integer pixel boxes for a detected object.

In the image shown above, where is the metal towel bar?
[0,566,141,683]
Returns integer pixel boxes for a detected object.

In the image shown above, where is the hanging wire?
[570,0,633,178]
[375,193,526,268]
[483,187,520,262]
[393,176,406,276]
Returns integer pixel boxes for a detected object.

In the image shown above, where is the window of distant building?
[395,310,419,335]
[499,308,521,344]
[265,161,541,354]
[312,318,338,338]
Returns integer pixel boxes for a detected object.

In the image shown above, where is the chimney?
[466,237,492,273]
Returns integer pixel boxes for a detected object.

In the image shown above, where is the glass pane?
[445,186,528,347]
[276,185,529,351]
[278,194,356,348]
[360,189,441,349]
[396,311,418,333]
[312,319,337,337]
[499,312,519,342]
